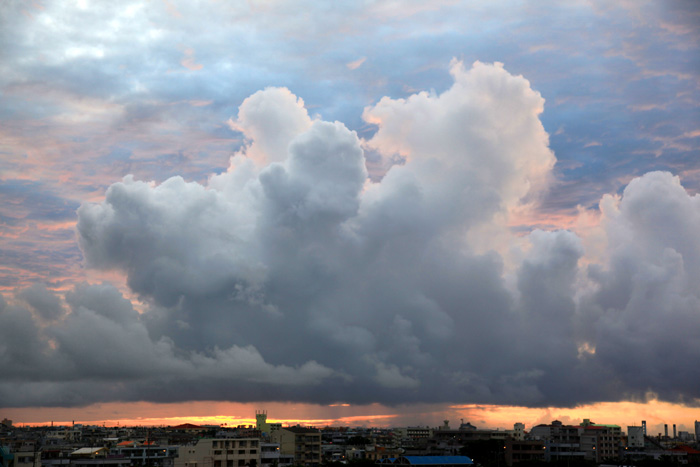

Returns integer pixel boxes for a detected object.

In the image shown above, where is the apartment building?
[175,438,259,467]
[580,420,621,463]
[271,427,320,467]
[529,421,585,462]
[504,438,545,466]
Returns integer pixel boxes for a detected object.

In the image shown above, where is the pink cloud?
[181,48,203,71]
[346,57,366,70]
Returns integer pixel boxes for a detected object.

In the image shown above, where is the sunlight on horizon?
[11,399,700,436]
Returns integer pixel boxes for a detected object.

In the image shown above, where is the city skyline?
[1,2,700,428]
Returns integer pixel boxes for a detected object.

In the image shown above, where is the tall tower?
[513,423,525,441]
[642,420,647,436]
[256,410,269,434]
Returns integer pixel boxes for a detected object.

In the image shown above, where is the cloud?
[362,60,554,214]
[2,61,700,411]
[180,47,203,71]
[0,282,338,407]
[346,57,366,70]
[16,283,65,322]
[226,87,313,166]
[579,171,700,402]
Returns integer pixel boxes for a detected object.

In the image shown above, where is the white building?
[627,426,644,448]
[175,438,260,467]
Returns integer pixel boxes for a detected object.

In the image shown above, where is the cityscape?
[2,412,700,467]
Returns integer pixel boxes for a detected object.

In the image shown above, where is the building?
[392,456,474,467]
[14,449,41,467]
[395,428,433,441]
[627,426,645,449]
[114,443,178,467]
[529,421,585,462]
[529,419,620,463]
[431,427,508,445]
[254,412,280,439]
[168,424,207,435]
[175,438,260,467]
[509,424,525,441]
[68,448,130,467]
[580,420,621,463]
[365,446,405,463]
[259,443,292,467]
[271,427,321,467]
[392,456,473,467]
[504,439,545,466]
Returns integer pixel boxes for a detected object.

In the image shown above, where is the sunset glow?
[5,400,699,437]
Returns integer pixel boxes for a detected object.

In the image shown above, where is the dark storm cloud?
[579,172,700,403]
[2,61,698,409]
[16,283,65,322]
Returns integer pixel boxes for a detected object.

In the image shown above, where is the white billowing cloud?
[363,60,554,214]
[3,61,700,408]
[261,120,367,223]
[77,174,263,307]
[68,60,568,406]
[358,60,555,265]
[228,87,313,166]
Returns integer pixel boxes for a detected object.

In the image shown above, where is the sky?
[1,0,700,434]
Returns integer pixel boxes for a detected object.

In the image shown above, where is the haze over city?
[1,1,699,433]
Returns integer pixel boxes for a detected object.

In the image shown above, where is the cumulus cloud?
[16,283,65,322]
[362,60,554,213]
[580,171,700,403]
[0,281,338,407]
[227,87,313,166]
[2,61,699,409]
